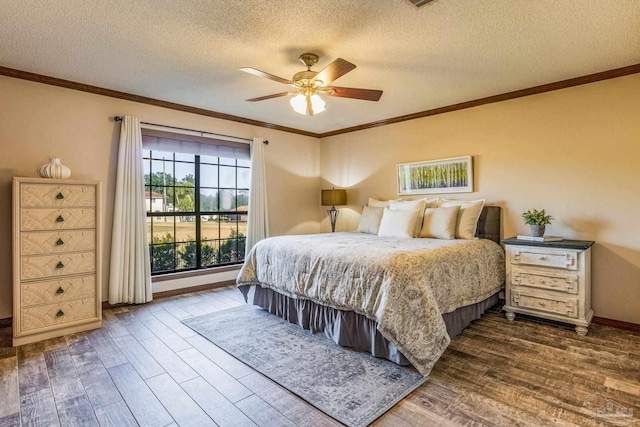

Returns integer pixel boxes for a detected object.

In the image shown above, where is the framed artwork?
[397,155,473,195]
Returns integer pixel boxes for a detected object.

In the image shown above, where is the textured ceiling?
[1,1,639,134]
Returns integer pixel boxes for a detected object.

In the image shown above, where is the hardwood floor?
[1,286,639,426]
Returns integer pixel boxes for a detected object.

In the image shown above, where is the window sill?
[151,265,241,283]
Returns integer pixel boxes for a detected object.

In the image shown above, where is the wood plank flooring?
[1,285,639,426]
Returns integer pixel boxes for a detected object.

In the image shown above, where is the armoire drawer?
[21,208,96,231]
[21,275,96,306]
[20,298,97,332]
[21,183,95,207]
[21,252,95,280]
[21,230,95,255]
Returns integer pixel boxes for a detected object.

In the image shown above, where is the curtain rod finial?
[114,116,123,122]
[263,140,269,145]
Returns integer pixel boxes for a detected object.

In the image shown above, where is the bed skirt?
[238,285,499,366]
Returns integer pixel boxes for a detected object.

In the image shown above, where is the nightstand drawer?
[21,184,95,207]
[511,290,578,318]
[512,268,578,294]
[510,248,578,270]
[21,208,96,231]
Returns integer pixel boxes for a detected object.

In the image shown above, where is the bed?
[237,206,505,376]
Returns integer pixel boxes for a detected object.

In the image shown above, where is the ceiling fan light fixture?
[290,92,326,116]
[242,53,383,115]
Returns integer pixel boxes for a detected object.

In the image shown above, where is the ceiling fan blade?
[325,86,383,101]
[239,67,292,85]
[313,58,356,85]
[246,92,290,102]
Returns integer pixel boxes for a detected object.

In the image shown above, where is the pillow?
[368,198,400,208]
[419,206,460,239]
[437,199,486,239]
[377,208,420,238]
[356,206,385,234]
[388,198,437,237]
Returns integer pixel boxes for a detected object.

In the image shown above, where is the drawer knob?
[56,192,65,200]
[538,301,546,307]
[56,215,65,223]
[56,309,64,317]
[539,279,546,284]
[56,238,64,246]
[539,256,547,261]
[56,287,64,294]
[56,261,64,269]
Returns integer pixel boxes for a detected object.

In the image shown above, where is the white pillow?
[437,199,486,239]
[368,198,400,208]
[377,208,420,238]
[356,206,385,234]
[388,198,437,237]
[419,206,460,239]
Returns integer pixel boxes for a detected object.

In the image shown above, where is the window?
[142,130,250,274]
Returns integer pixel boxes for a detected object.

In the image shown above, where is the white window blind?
[141,128,250,160]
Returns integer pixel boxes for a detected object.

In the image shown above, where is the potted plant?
[522,209,553,237]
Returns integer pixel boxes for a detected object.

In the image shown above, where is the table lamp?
[321,187,347,232]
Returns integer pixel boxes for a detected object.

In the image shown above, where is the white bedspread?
[237,232,505,376]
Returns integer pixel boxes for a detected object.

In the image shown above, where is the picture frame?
[397,155,473,195]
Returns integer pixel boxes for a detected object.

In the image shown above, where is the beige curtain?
[245,137,269,254]
[109,115,152,304]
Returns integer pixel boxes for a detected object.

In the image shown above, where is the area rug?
[182,305,427,427]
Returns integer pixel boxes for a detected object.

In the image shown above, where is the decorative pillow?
[368,198,400,208]
[377,208,420,238]
[419,206,460,239]
[388,198,437,237]
[356,206,385,234]
[437,199,486,239]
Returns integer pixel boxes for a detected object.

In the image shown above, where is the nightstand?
[502,237,594,336]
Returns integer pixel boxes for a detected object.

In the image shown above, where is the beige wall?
[321,74,640,324]
[2,72,638,325]
[0,76,321,319]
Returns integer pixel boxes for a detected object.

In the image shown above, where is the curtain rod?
[113,116,268,144]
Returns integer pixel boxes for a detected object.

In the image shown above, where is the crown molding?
[318,63,640,137]
[2,63,639,139]
[0,66,319,138]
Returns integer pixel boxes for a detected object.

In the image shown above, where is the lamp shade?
[290,94,307,115]
[321,188,347,206]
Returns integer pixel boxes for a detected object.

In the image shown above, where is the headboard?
[475,206,501,244]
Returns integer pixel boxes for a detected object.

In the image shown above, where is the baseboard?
[101,279,237,309]
[8,303,638,333]
[592,316,640,333]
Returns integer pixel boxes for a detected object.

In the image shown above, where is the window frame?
[144,150,249,275]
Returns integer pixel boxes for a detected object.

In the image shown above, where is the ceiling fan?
[240,53,383,116]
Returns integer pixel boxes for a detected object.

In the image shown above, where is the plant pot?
[530,224,545,237]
